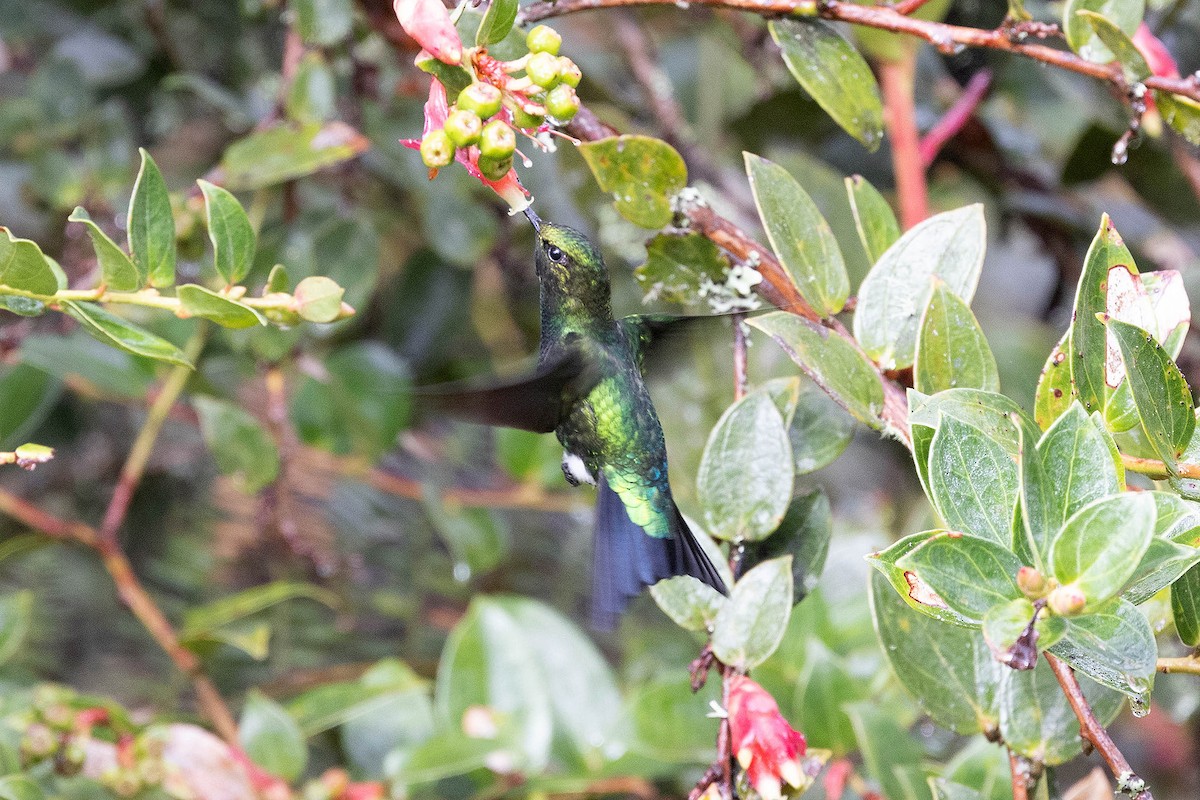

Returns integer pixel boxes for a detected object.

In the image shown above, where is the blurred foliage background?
[1,0,1200,797]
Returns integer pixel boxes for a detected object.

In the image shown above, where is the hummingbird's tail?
[591,478,727,630]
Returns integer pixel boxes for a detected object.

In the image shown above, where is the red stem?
[919,69,993,167]
[879,53,929,229]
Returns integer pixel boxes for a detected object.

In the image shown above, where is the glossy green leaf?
[0,228,60,296]
[742,490,831,602]
[794,638,865,754]
[915,280,999,395]
[1063,0,1144,63]
[193,396,280,492]
[697,389,794,542]
[1070,215,1134,414]
[220,121,369,191]
[0,364,58,450]
[1037,403,1121,536]
[239,690,307,782]
[897,532,1024,621]
[634,233,729,304]
[1123,507,1200,605]
[1034,330,1073,429]
[748,312,885,427]
[177,284,266,328]
[342,664,436,777]
[928,416,1018,546]
[769,19,883,150]
[745,152,848,315]
[294,0,354,46]
[1050,598,1156,702]
[198,180,255,285]
[287,659,429,738]
[1173,562,1200,646]
[650,576,726,632]
[424,498,509,576]
[286,52,337,125]
[182,580,338,640]
[870,572,998,734]
[578,135,687,228]
[68,207,141,291]
[476,0,518,46]
[20,332,153,399]
[128,148,176,288]
[1078,11,1150,81]
[711,556,794,670]
[1157,92,1200,145]
[868,531,978,626]
[845,174,900,265]
[853,205,986,370]
[0,776,43,800]
[941,738,1014,800]
[0,592,32,667]
[982,597,1065,668]
[1051,492,1156,608]
[789,381,855,475]
[1109,318,1194,473]
[61,301,191,367]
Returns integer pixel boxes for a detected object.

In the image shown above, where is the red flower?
[727,675,808,800]
[402,78,533,213]
[1132,23,1179,80]
[394,0,463,66]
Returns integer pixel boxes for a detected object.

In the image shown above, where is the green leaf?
[0,776,44,800]
[61,301,191,366]
[578,135,687,229]
[628,675,720,764]
[846,703,930,800]
[220,121,369,191]
[1157,92,1200,145]
[697,389,794,542]
[711,556,794,670]
[1124,538,1200,606]
[476,0,518,46]
[650,576,726,631]
[294,275,346,323]
[789,381,855,474]
[1109,318,1195,474]
[794,638,866,754]
[748,312,885,427]
[182,580,337,641]
[424,499,509,576]
[928,416,1018,546]
[1037,403,1122,536]
[193,396,280,492]
[239,690,308,782]
[20,332,152,399]
[982,598,1065,668]
[744,152,848,315]
[0,592,32,667]
[128,148,176,288]
[915,280,999,395]
[868,531,979,626]
[293,0,354,46]
[1063,0,1144,63]
[1050,598,1157,702]
[1172,562,1200,646]
[897,532,1024,621]
[768,19,883,150]
[286,51,337,125]
[1078,10,1150,81]
[1050,492,1156,609]
[742,490,831,604]
[845,174,900,265]
[634,233,729,305]
[853,205,986,370]
[942,739,1014,800]
[870,572,998,735]
[1070,215,1134,414]
[68,207,141,291]
[1034,330,1073,429]
[0,228,60,296]
[198,180,255,285]
[177,284,266,328]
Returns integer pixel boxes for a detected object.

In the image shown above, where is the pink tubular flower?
[402,78,533,213]
[394,0,463,65]
[1132,23,1179,79]
[727,675,808,800]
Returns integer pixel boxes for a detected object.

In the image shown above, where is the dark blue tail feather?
[591,477,727,630]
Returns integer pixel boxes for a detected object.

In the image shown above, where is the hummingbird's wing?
[416,348,600,434]
[619,313,741,375]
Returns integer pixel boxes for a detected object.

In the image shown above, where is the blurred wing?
[619,313,734,375]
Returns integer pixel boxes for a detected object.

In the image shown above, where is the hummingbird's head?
[524,209,611,311]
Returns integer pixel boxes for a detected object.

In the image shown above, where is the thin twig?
[1121,453,1200,479]
[879,53,929,228]
[1157,654,1200,675]
[920,69,993,167]
[892,0,936,14]
[1009,749,1031,800]
[1044,652,1152,800]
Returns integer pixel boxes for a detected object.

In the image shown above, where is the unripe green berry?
[512,105,545,130]
[478,119,516,160]
[457,82,503,119]
[444,108,483,147]
[544,84,580,123]
[420,129,455,169]
[526,25,562,56]
[526,51,560,89]
[59,736,87,777]
[557,56,582,88]
[477,154,514,181]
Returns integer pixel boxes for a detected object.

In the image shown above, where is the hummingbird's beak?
[523,207,541,233]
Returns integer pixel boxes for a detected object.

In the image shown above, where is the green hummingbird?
[426,208,726,627]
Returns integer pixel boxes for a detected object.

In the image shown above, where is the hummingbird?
[425,208,727,628]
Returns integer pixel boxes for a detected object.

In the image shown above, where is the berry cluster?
[420,25,582,174]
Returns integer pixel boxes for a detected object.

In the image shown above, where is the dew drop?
[453,562,472,582]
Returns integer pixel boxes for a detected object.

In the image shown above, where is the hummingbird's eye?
[546,244,566,264]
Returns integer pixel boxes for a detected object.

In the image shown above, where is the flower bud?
[478,119,516,160]
[544,83,580,123]
[526,51,561,89]
[457,83,503,119]
[444,108,483,147]
[1047,585,1086,617]
[1016,566,1048,599]
[394,0,463,65]
[726,676,810,799]
[420,129,455,168]
[526,24,562,56]
[477,154,514,182]
[557,56,582,88]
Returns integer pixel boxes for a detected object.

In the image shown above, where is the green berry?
[512,105,545,130]
[544,84,580,123]
[477,154,514,181]
[526,25,562,56]
[557,56,582,88]
[526,51,560,89]
[444,108,483,147]
[478,119,516,160]
[420,129,455,168]
[457,82,503,119]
